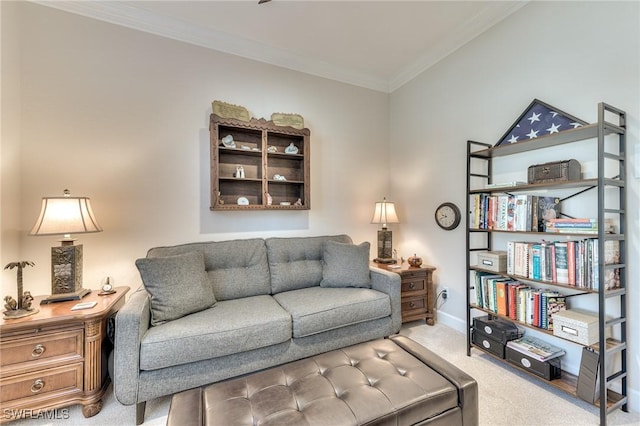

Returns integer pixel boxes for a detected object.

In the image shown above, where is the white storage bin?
[552,309,600,345]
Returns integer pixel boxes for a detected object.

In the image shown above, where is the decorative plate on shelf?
[237,197,249,205]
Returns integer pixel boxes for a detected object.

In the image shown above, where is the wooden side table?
[0,286,129,422]
[373,263,436,325]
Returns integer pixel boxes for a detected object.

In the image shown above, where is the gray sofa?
[113,235,401,424]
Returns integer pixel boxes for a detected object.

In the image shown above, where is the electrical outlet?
[442,287,449,300]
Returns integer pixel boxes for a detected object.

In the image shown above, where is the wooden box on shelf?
[210,114,310,210]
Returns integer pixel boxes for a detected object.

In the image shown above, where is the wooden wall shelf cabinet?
[0,287,129,422]
[465,103,628,425]
[210,114,310,210]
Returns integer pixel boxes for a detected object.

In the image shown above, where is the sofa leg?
[136,401,146,425]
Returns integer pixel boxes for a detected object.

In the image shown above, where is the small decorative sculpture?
[266,193,273,206]
[235,166,245,178]
[267,146,278,153]
[3,261,39,319]
[221,135,236,148]
[4,296,17,311]
[408,254,423,268]
[273,174,287,181]
[284,143,299,154]
[294,198,303,206]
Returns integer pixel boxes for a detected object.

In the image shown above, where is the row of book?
[470,194,560,231]
[473,271,566,330]
[507,239,621,290]
[544,217,613,234]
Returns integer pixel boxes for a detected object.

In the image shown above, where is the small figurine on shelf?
[235,166,245,179]
[284,143,299,154]
[266,193,273,206]
[221,135,235,148]
[294,198,303,206]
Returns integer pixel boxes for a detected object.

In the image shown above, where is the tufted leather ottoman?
[167,335,477,426]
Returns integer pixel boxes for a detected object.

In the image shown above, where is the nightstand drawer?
[401,270,427,280]
[401,278,427,294]
[402,296,427,314]
[0,329,83,375]
[0,363,83,404]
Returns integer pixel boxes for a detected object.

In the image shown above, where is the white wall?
[390,1,639,412]
[0,1,22,289]
[0,2,390,297]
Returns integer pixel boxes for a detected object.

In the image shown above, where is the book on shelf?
[545,218,615,234]
[545,293,566,331]
[506,336,566,362]
[485,181,526,189]
[537,197,561,231]
[554,241,569,284]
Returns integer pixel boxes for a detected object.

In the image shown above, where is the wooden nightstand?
[373,263,436,325]
[0,287,129,422]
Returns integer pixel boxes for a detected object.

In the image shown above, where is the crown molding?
[388,1,528,92]
[31,1,526,94]
[31,1,390,92]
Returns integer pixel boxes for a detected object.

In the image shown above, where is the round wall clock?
[435,202,461,230]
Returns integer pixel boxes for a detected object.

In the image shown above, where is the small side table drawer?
[0,363,83,405]
[401,277,427,295]
[1,329,83,375]
[402,296,427,317]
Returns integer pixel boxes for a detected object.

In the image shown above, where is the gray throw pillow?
[135,251,216,326]
[320,241,371,288]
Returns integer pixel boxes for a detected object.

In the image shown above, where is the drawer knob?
[409,282,415,289]
[409,301,416,308]
[32,344,46,357]
[31,379,45,393]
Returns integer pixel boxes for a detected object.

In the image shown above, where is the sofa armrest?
[370,268,402,333]
[114,286,151,405]
[390,335,478,426]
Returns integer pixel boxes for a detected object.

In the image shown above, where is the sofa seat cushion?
[139,295,291,371]
[274,287,391,338]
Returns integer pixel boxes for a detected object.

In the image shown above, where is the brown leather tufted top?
[168,335,477,426]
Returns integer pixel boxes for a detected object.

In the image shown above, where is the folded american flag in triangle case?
[496,99,589,147]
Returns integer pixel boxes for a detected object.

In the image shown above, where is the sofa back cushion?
[266,235,353,294]
[320,241,371,288]
[147,239,271,301]
[136,250,216,326]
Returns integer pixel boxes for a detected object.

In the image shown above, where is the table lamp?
[370,197,399,264]
[29,189,103,304]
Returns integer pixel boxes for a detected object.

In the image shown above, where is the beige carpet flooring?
[9,322,640,426]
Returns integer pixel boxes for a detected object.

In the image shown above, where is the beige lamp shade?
[370,198,400,229]
[30,193,102,237]
[29,190,102,303]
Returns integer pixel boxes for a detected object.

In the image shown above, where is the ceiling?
[33,1,528,93]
